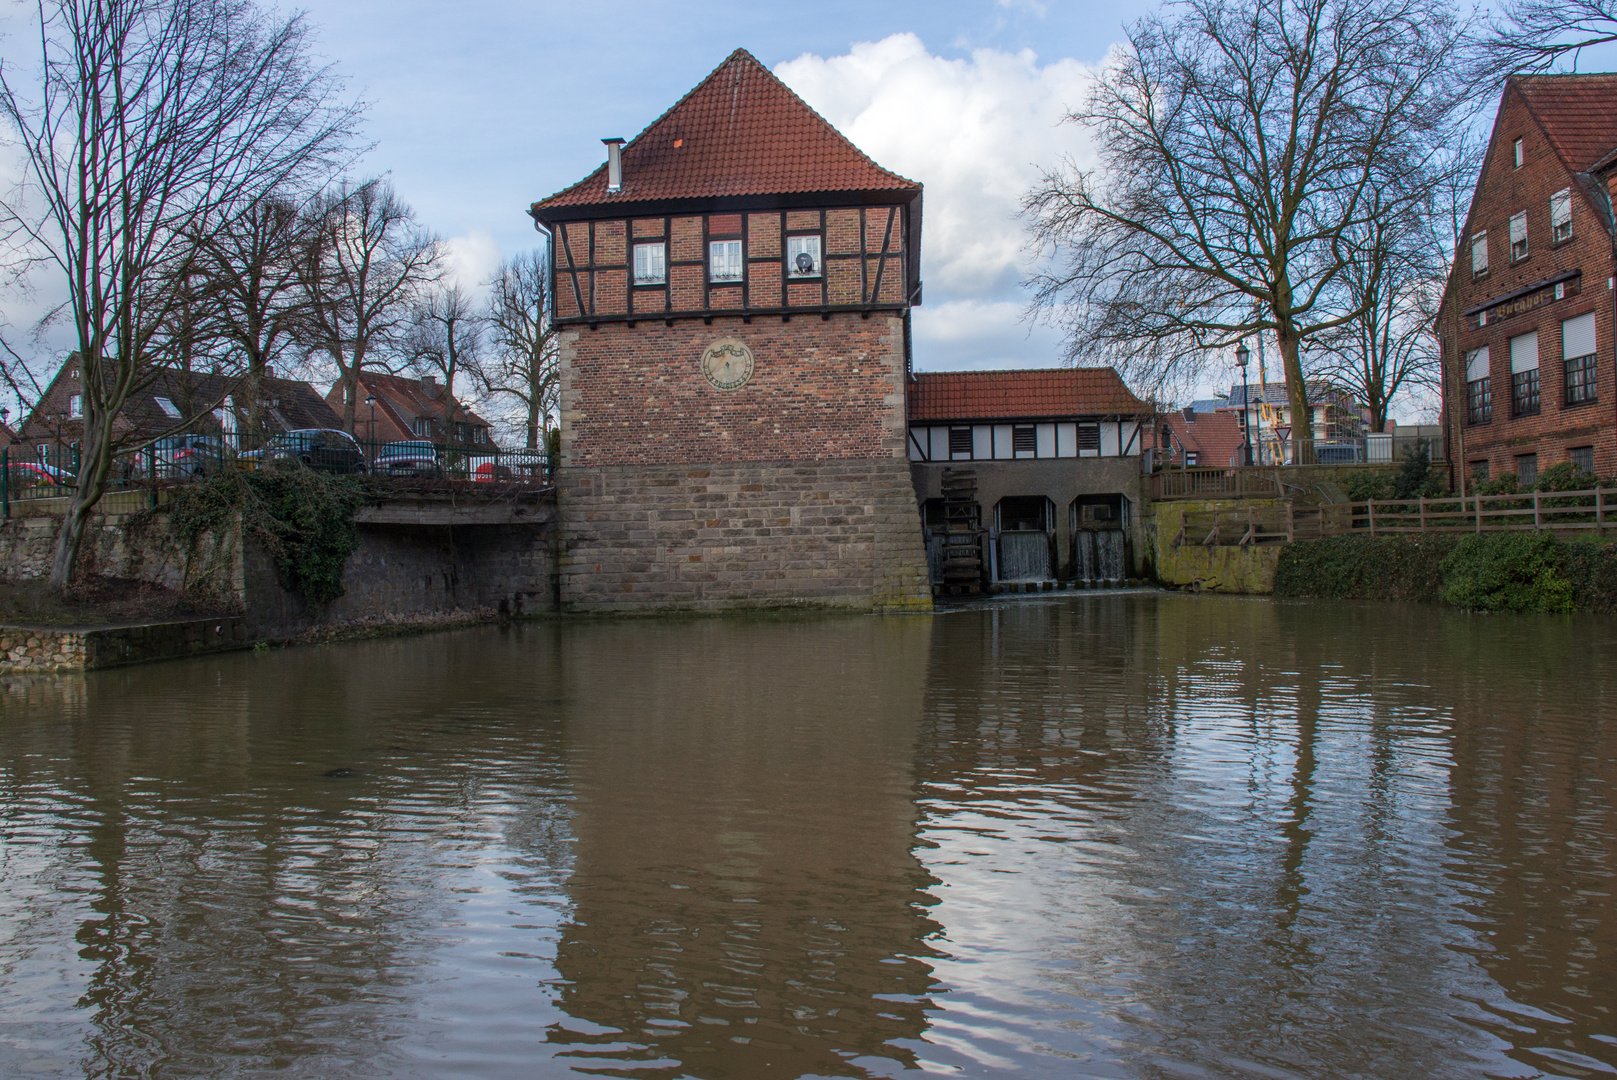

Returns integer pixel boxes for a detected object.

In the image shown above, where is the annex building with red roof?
[1439,73,1617,486]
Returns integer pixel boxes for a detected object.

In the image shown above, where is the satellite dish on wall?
[795,252,814,274]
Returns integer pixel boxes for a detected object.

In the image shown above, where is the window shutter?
[1550,188,1572,228]
[1510,331,1539,373]
[1465,346,1490,382]
[1563,312,1597,359]
[1471,232,1487,273]
[1509,212,1527,245]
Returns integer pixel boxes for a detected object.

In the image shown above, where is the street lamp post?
[365,395,376,459]
[1235,343,1253,466]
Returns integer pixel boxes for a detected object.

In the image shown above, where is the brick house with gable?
[530,48,931,612]
[334,370,493,450]
[1439,74,1617,485]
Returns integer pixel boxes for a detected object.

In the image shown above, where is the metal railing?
[1242,435,1444,466]
[2,432,554,518]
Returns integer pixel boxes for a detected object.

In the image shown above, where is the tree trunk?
[46,417,111,590]
[1277,328,1313,465]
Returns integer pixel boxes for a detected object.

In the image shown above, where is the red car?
[5,462,74,489]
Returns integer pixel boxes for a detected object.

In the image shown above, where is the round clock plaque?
[699,338,755,391]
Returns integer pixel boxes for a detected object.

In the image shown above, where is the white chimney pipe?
[603,138,625,194]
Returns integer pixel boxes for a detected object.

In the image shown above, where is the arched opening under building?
[993,496,1056,582]
[1070,494,1130,584]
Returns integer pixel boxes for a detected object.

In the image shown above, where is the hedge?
[1274,532,1617,613]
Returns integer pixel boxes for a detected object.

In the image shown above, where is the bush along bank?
[1274,532,1617,614]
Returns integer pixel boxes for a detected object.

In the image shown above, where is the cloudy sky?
[275,0,1157,374]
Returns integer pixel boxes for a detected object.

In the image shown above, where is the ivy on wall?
[170,469,377,606]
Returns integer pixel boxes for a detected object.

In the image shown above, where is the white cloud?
[775,34,1098,370]
[441,229,502,295]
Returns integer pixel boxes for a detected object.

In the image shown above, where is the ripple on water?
[0,597,1612,1078]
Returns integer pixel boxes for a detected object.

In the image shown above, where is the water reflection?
[0,596,1612,1079]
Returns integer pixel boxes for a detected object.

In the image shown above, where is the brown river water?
[0,594,1613,1079]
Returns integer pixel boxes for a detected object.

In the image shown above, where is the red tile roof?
[1513,74,1617,171]
[532,49,920,214]
[907,369,1148,422]
[1160,410,1246,469]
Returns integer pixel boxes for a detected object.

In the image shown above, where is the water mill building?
[530,49,1151,608]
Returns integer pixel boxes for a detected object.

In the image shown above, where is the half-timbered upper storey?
[529,49,923,327]
[906,369,1151,462]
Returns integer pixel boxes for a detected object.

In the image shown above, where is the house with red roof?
[907,369,1151,584]
[1439,74,1617,486]
[333,370,492,451]
[529,49,932,611]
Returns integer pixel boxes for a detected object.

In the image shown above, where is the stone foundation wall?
[0,616,249,671]
[557,459,931,613]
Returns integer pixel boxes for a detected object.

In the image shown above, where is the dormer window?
[708,240,742,282]
[1510,211,1528,261]
[633,242,666,285]
[786,235,821,278]
[154,396,181,419]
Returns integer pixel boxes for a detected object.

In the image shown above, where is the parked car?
[152,433,233,478]
[5,461,74,490]
[238,429,365,474]
[371,440,442,478]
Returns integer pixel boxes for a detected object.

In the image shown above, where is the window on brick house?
[1513,138,1523,167]
[708,240,743,282]
[1565,312,1598,405]
[68,394,81,418]
[1185,451,1200,466]
[785,235,821,278]
[1551,188,1572,244]
[1510,331,1539,416]
[413,417,432,437]
[1510,212,1528,261]
[633,242,666,284]
[1570,446,1595,475]
[1471,459,1489,481]
[1465,347,1491,424]
[1471,231,1488,277]
[1516,453,1538,484]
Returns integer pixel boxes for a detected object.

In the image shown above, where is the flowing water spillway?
[1073,527,1128,583]
[996,530,1051,581]
[1,596,1613,1079]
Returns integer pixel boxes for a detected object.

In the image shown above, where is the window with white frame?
[1471,231,1488,276]
[708,240,742,282]
[1513,138,1523,167]
[633,242,666,284]
[1465,346,1491,424]
[785,235,821,278]
[68,394,81,418]
[154,396,181,419]
[1564,311,1597,405]
[1510,330,1539,416]
[1551,188,1572,244]
[1510,211,1528,261]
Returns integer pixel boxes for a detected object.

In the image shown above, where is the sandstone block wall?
[558,459,931,613]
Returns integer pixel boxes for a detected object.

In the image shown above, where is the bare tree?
[473,251,558,450]
[299,178,439,434]
[1483,0,1617,74]
[190,193,315,438]
[402,282,480,425]
[1025,0,1469,460]
[0,0,360,588]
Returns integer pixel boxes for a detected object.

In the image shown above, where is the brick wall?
[1443,85,1617,479]
[558,313,909,469]
[557,459,931,613]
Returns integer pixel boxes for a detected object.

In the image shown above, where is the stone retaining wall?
[1,616,249,671]
[557,459,931,612]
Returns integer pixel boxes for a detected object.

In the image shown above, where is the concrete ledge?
[0,615,250,671]
[355,497,556,526]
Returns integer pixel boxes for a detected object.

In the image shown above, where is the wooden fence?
[1171,485,1617,548]
[1151,468,1285,501]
